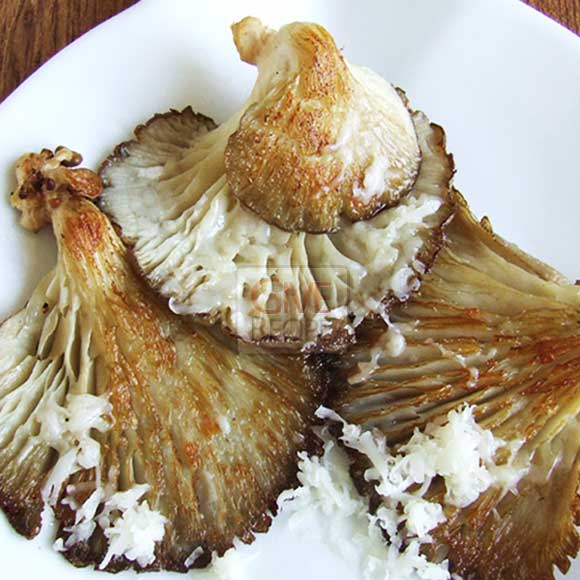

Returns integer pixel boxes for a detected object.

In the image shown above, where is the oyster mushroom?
[100,18,454,350]
[0,148,326,572]
[331,193,580,580]
[226,17,422,232]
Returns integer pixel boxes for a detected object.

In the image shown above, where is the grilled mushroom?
[100,19,454,350]
[226,17,422,233]
[0,148,326,572]
[331,193,580,580]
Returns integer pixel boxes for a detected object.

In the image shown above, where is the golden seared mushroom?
[100,18,454,350]
[226,17,421,232]
[0,148,327,572]
[330,193,580,580]
[11,146,101,231]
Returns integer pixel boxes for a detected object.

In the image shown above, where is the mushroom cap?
[225,18,422,233]
[0,149,327,572]
[100,105,453,350]
[331,194,580,580]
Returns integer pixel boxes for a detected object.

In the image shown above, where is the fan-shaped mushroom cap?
[226,17,422,233]
[100,109,453,350]
[100,18,454,350]
[0,149,326,572]
[331,194,580,580]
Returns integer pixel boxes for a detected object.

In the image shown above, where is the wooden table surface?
[0,0,579,103]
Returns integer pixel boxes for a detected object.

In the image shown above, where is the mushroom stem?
[231,16,274,65]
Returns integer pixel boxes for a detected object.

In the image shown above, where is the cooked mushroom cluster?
[100,18,454,349]
[1,15,580,580]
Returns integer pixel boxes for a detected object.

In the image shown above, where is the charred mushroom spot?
[0,484,44,539]
[60,209,107,262]
[11,147,102,233]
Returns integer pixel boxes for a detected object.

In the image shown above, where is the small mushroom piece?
[331,194,580,580]
[0,149,326,572]
[11,146,102,231]
[225,17,422,233]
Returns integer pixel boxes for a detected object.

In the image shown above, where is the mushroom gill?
[330,193,580,580]
[0,148,326,572]
[99,19,454,349]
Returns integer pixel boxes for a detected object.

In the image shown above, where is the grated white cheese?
[309,305,351,337]
[98,484,167,570]
[38,394,112,505]
[62,487,105,546]
[278,428,450,580]
[320,405,526,510]
[403,498,446,539]
[209,543,259,579]
[349,316,407,384]
[276,405,526,580]
[191,539,259,580]
[37,394,167,569]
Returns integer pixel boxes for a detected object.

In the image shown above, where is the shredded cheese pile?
[35,393,525,577]
[39,394,111,506]
[38,394,167,569]
[278,405,525,580]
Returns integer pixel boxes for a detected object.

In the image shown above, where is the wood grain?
[0,0,138,102]
[0,0,578,103]
[525,0,580,34]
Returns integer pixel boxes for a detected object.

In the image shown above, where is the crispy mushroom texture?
[331,193,580,580]
[10,146,101,231]
[100,93,453,349]
[226,17,421,233]
[0,148,327,572]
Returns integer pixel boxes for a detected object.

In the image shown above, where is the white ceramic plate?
[1,0,579,578]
